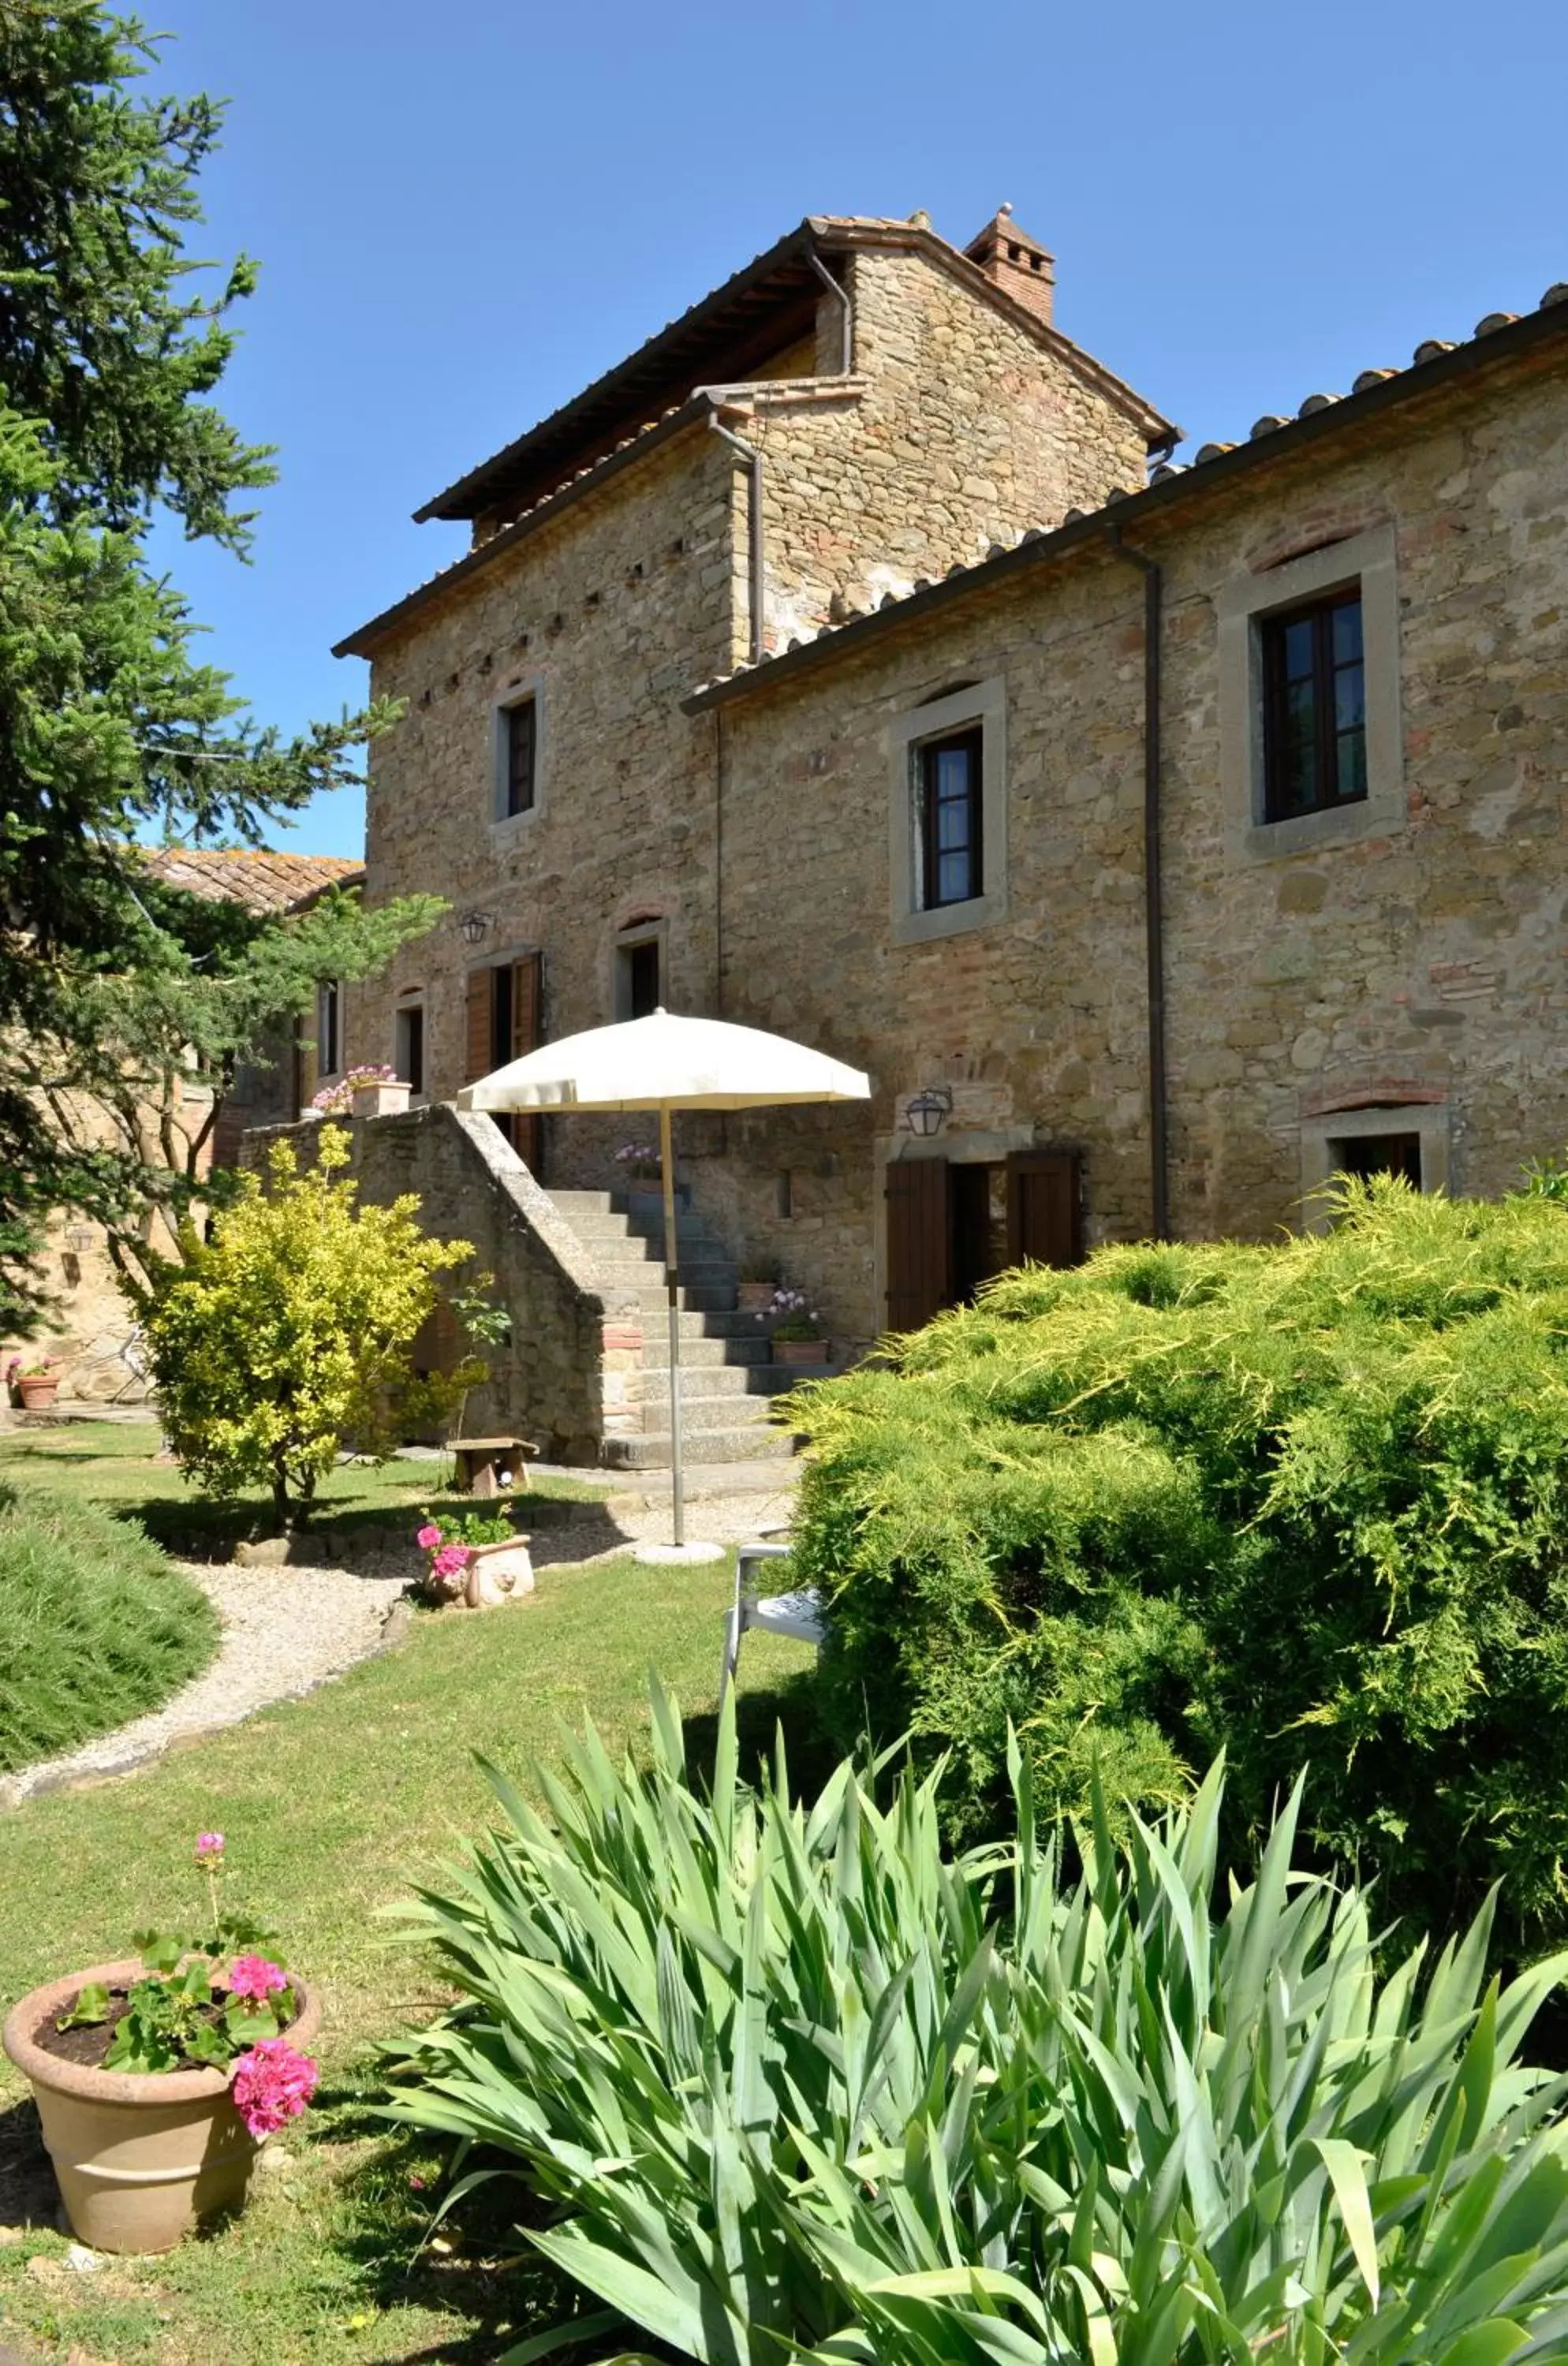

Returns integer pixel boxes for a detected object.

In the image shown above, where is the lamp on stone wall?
[458,909,495,946]
[903,1087,953,1138]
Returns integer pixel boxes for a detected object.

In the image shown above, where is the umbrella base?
[634,1540,726,1566]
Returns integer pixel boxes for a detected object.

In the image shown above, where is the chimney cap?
[964,208,1055,270]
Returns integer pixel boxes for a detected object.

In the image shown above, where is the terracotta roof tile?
[140,848,364,914]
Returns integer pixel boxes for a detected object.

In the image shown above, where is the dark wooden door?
[885,1157,951,1333]
[1006,1151,1082,1268]
[465,956,544,1173]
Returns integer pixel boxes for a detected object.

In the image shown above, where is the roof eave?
[680,298,1568,715]
[412,222,820,524]
[334,396,714,659]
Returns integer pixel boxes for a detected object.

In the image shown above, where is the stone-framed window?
[613,920,665,1021]
[1299,1100,1450,1228]
[491,680,544,827]
[888,677,1007,946]
[394,992,426,1099]
[1219,522,1402,862]
[315,977,342,1080]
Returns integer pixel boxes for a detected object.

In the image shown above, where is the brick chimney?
[963,209,1055,328]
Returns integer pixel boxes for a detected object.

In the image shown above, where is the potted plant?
[1,1832,320,2256]
[6,1353,64,1409]
[310,1062,409,1120]
[737,1260,782,1315]
[416,1506,533,1609]
[764,1289,828,1367]
[614,1140,662,1185]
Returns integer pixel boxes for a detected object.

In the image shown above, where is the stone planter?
[773,1336,827,1367]
[17,1376,60,1409]
[2,1958,322,2256]
[464,1532,535,1608]
[351,1080,411,1119]
[736,1282,777,1315]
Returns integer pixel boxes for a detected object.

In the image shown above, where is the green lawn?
[0,1420,613,1560]
[0,1506,818,2364]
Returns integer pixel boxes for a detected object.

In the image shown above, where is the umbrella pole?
[659,1103,684,1547]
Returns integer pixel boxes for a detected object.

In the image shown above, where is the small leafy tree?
[137,1126,476,1524]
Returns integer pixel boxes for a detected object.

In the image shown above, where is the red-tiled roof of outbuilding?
[140,848,364,914]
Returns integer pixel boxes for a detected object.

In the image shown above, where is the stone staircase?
[549,1189,834,1471]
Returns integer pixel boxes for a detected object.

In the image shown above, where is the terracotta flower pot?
[773,1336,827,1367]
[463,1533,535,1608]
[17,1376,60,1409]
[2,1958,322,2256]
[736,1282,777,1314]
[350,1080,411,1119]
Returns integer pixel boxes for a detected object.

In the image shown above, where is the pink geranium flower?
[227,1954,289,2003]
[195,1831,225,1864]
[230,2039,319,2138]
[431,1542,473,1580]
[416,1523,442,1551]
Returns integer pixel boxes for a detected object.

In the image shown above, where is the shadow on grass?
[0,2093,58,2236]
[115,1494,636,1567]
[326,2107,633,2366]
[682,1667,839,1801]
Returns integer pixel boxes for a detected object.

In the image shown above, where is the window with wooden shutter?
[884,1158,951,1333]
[464,969,492,1084]
[1006,1151,1082,1268]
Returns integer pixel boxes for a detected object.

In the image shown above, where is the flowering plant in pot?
[310,1062,407,1118]
[736,1258,782,1315]
[1,1832,321,2255]
[416,1504,533,1608]
[6,1352,64,1408]
[614,1139,661,1183]
[763,1288,827,1364]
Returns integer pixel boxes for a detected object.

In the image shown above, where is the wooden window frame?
[498,696,536,820]
[918,726,984,911]
[316,978,342,1079]
[394,998,426,1098]
[614,924,665,1021]
[1260,588,1366,823]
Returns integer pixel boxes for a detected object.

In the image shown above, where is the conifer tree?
[0,4,428,1323]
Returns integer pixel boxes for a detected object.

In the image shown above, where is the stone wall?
[245,1106,618,1462]
[346,234,1161,1215]
[695,335,1568,1343]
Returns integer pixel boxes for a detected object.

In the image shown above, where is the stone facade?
[334,208,1568,1434]
[246,1106,618,1461]
[341,214,1166,1207]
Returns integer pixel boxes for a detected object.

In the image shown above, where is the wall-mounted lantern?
[902,1087,953,1139]
[458,909,495,947]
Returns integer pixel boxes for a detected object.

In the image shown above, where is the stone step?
[609,1278,737,1315]
[603,1421,801,1470]
[641,1388,788,1435]
[640,1360,827,1402]
[570,1212,722,1248]
[640,1330,771,1368]
[595,1259,737,1297]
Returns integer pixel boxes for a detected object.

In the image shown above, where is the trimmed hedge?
[0,1484,220,1771]
[789,1176,1568,1953]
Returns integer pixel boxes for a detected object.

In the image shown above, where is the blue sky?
[151,0,1567,860]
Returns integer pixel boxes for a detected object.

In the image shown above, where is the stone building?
[328,207,1568,1465]
[5,849,360,1404]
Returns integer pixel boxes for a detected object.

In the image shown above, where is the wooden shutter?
[1006,1151,1082,1269]
[465,968,493,1084]
[293,1010,316,1115]
[510,953,543,1174]
[885,1158,950,1333]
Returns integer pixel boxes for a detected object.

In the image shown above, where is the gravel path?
[0,1561,408,1808]
[0,1469,805,1808]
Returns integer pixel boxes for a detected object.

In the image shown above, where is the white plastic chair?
[718,1532,827,1708]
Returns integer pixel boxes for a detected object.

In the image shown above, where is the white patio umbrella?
[457,1009,871,1557]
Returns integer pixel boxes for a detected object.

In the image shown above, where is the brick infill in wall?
[599,1319,646,1437]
